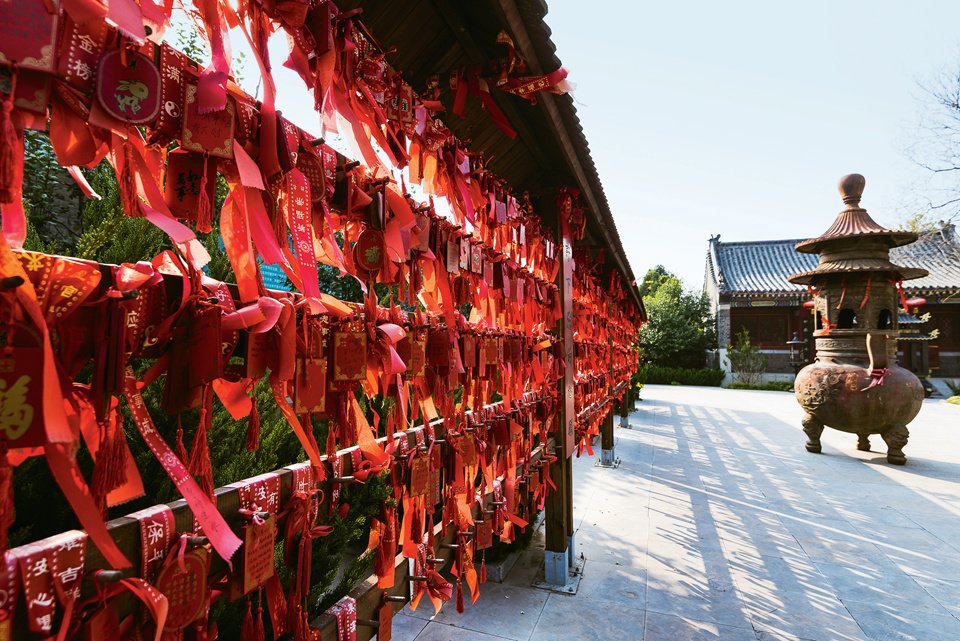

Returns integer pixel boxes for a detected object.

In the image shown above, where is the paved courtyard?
[387,384,960,641]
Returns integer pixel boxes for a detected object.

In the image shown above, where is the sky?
[542,1,960,288]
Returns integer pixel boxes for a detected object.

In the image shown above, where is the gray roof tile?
[707,225,960,295]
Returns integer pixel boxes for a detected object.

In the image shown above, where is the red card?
[354,228,385,278]
[332,330,367,383]
[240,515,276,596]
[164,149,217,222]
[58,15,108,93]
[294,357,327,414]
[475,520,493,550]
[0,0,59,72]
[182,83,235,158]
[410,456,429,498]
[96,50,162,125]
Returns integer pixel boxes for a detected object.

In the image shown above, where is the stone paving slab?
[381,386,960,641]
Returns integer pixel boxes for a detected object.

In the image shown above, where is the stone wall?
[940,352,960,378]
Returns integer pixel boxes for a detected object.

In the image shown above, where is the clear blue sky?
[544,1,960,288]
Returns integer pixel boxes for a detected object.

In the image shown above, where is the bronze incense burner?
[790,174,926,464]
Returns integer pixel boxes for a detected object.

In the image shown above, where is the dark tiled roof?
[707,224,960,296]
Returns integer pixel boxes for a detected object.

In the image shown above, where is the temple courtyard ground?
[386,384,960,641]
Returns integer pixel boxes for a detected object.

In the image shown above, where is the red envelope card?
[181,83,235,158]
[0,0,59,72]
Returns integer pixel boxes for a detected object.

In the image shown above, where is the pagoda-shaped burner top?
[788,174,926,465]
[789,174,928,284]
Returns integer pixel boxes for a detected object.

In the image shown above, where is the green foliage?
[945,379,960,396]
[947,396,960,406]
[643,366,725,387]
[900,212,941,233]
[728,381,794,392]
[726,328,768,387]
[639,272,712,369]
[638,265,673,298]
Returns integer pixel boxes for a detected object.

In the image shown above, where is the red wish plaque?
[294,357,328,414]
[96,50,162,125]
[164,149,217,222]
[181,83,235,159]
[156,546,210,632]
[354,228,386,278]
[233,515,277,597]
[410,456,429,498]
[0,0,59,72]
[475,520,493,550]
[332,330,367,383]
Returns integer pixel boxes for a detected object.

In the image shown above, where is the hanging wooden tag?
[354,228,386,278]
[471,244,483,274]
[332,327,367,384]
[475,520,493,550]
[233,515,277,597]
[0,0,59,72]
[410,456,429,498]
[445,236,460,274]
[182,83,235,158]
[156,546,210,633]
[459,435,477,467]
[460,333,476,370]
[294,357,328,414]
[164,149,217,222]
[426,330,450,369]
[96,50,161,124]
[458,238,470,270]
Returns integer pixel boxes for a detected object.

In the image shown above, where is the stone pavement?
[384,385,960,641]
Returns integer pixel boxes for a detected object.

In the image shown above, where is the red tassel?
[0,73,18,204]
[479,552,486,584]
[241,600,255,641]
[246,396,261,452]
[455,578,464,613]
[92,419,128,516]
[195,154,213,233]
[120,144,140,217]
[189,388,215,497]
[175,414,188,464]
[0,442,13,551]
[254,604,265,641]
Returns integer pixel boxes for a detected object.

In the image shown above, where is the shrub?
[946,380,960,396]
[644,366,725,387]
[727,328,767,387]
[728,381,794,392]
[947,396,960,406]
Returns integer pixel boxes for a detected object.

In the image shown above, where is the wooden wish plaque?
[229,515,277,598]
[409,456,429,498]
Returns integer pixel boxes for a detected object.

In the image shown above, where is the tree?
[639,273,713,369]
[727,328,767,387]
[638,264,673,298]
[904,62,960,224]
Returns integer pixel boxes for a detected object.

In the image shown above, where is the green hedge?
[728,381,794,392]
[641,365,725,387]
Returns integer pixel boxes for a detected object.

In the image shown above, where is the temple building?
[704,223,960,381]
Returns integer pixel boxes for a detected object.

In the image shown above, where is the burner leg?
[857,433,871,452]
[881,425,909,465]
[802,413,824,453]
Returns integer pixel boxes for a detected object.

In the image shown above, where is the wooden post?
[600,409,615,466]
[544,199,575,584]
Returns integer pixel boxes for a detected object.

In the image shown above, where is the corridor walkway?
[388,385,960,641]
